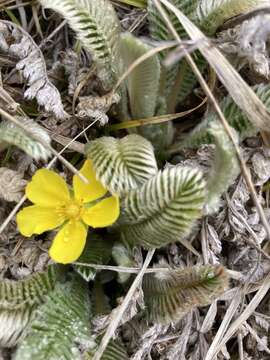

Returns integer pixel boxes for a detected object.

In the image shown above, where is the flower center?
[57,200,83,221]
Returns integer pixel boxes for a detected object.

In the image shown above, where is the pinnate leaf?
[0,265,60,347]
[39,0,120,89]
[143,264,229,323]
[119,166,206,248]
[14,275,92,360]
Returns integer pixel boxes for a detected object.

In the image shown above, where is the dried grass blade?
[92,249,155,360]
[205,289,243,360]
[207,271,270,359]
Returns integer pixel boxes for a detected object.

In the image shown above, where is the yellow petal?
[73,159,107,203]
[26,169,70,207]
[49,221,87,264]
[82,196,120,228]
[16,205,64,237]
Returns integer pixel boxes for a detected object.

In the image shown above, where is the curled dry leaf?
[0,21,68,119]
[254,313,270,332]
[118,287,144,325]
[76,92,120,125]
[218,14,270,79]
[61,49,82,96]
[188,332,209,360]
[0,167,26,202]
[203,223,222,265]
[251,150,270,186]
[131,324,169,360]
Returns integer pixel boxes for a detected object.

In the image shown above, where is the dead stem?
[74,262,242,280]
[92,249,155,360]
[207,271,270,359]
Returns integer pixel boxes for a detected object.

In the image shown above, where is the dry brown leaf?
[218,14,270,79]
[76,93,120,125]
[0,21,68,119]
[0,167,26,202]
[251,150,270,186]
[131,324,169,360]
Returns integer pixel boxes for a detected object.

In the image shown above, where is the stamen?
[57,200,83,221]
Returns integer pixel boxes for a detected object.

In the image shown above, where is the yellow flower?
[16,160,120,264]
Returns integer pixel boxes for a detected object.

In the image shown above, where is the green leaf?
[120,32,160,119]
[206,122,240,214]
[85,134,158,196]
[112,242,135,283]
[147,0,201,104]
[39,0,120,89]
[197,0,268,35]
[148,0,199,52]
[221,83,270,138]
[119,166,206,248]
[182,83,270,149]
[117,0,146,7]
[91,279,111,316]
[97,339,129,360]
[139,121,175,153]
[176,53,207,104]
[14,275,92,360]
[0,265,60,347]
[181,116,214,149]
[119,30,173,150]
[119,32,174,151]
[75,234,112,282]
[0,118,51,161]
[143,264,229,323]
